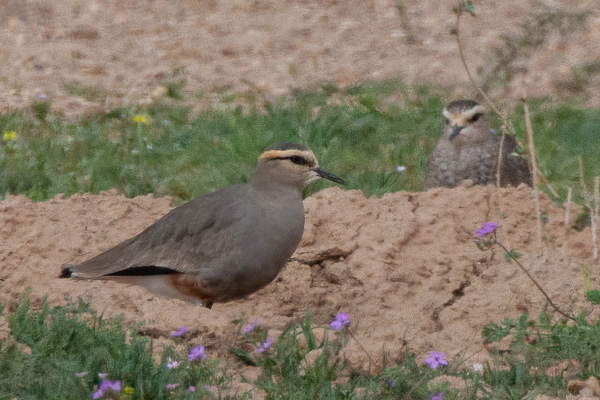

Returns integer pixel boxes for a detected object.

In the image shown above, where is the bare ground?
[1,184,599,398]
[0,0,598,117]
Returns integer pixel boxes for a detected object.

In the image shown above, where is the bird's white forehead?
[259,149,318,166]
[442,105,486,125]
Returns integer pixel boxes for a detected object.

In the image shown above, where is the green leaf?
[585,289,600,305]
[482,318,515,342]
[503,249,522,262]
[463,1,475,15]
[229,346,256,366]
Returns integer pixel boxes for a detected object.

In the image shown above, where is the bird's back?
[424,130,531,189]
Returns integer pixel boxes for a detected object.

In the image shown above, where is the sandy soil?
[0,0,598,117]
[1,183,599,397]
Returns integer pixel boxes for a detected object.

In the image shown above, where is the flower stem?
[494,239,576,322]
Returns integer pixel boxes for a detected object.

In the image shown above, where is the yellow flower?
[124,386,135,394]
[2,131,17,141]
[134,115,148,124]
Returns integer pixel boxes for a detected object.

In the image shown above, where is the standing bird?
[60,142,345,308]
[423,100,531,190]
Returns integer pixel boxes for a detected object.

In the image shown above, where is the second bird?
[60,142,345,308]
[423,100,532,190]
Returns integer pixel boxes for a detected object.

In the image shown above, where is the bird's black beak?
[315,168,346,185]
[449,125,463,140]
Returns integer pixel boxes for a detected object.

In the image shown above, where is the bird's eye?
[289,155,306,165]
[470,113,481,123]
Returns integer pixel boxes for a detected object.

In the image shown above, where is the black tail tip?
[59,266,73,278]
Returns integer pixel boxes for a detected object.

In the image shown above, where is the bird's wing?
[66,185,249,278]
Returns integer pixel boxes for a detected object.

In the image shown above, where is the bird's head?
[254,142,345,191]
[442,100,489,143]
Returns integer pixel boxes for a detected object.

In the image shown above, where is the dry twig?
[453,2,559,197]
[523,100,543,244]
[565,187,572,225]
[578,157,598,260]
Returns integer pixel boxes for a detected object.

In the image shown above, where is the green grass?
[2,293,600,399]
[3,81,598,204]
[0,291,231,399]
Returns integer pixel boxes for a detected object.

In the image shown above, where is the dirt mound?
[1,184,598,373]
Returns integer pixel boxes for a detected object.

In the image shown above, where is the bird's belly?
[202,210,304,301]
[457,150,496,184]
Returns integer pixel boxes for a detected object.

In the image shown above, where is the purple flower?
[93,380,121,399]
[241,319,258,334]
[99,380,121,392]
[330,320,343,331]
[256,337,273,353]
[172,326,188,337]
[166,357,180,369]
[424,351,448,370]
[386,378,393,387]
[329,312,350,331]
[476,222,498,238]
[188,346,207,362]
[38,94,47,100]
[166,383,179,389]
[188,386,196,392]
[432,392,444,400]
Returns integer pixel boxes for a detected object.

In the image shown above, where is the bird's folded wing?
[66,186,245,277]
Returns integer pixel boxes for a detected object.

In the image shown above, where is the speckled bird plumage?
[423,100,532,190]
[60,143,344,308]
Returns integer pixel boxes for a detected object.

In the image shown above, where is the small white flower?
[146,144,153,150]
[167,357,180,369]
[396,165,406,172]
[472,363,483,372]
[131,149,140,155]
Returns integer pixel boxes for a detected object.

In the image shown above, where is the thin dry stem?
[494,238,576,322]
[595,177,599,218]
[455,8,502,116]
[497,131,506,188]
[565,186,572,225]
[454,4,559,198]
[523,100,543,244]
[455,3,506,188]
[578,157,589,196]
[578,158,597,260]
[594,177,599,260]
[348,330,375,374]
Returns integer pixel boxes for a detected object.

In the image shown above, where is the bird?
[423,99,532,190]
[60,142,345,309]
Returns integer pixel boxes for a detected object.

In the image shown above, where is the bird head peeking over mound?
[60,142,345,309]
[423,100,532,190]
[442,99,488,143]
